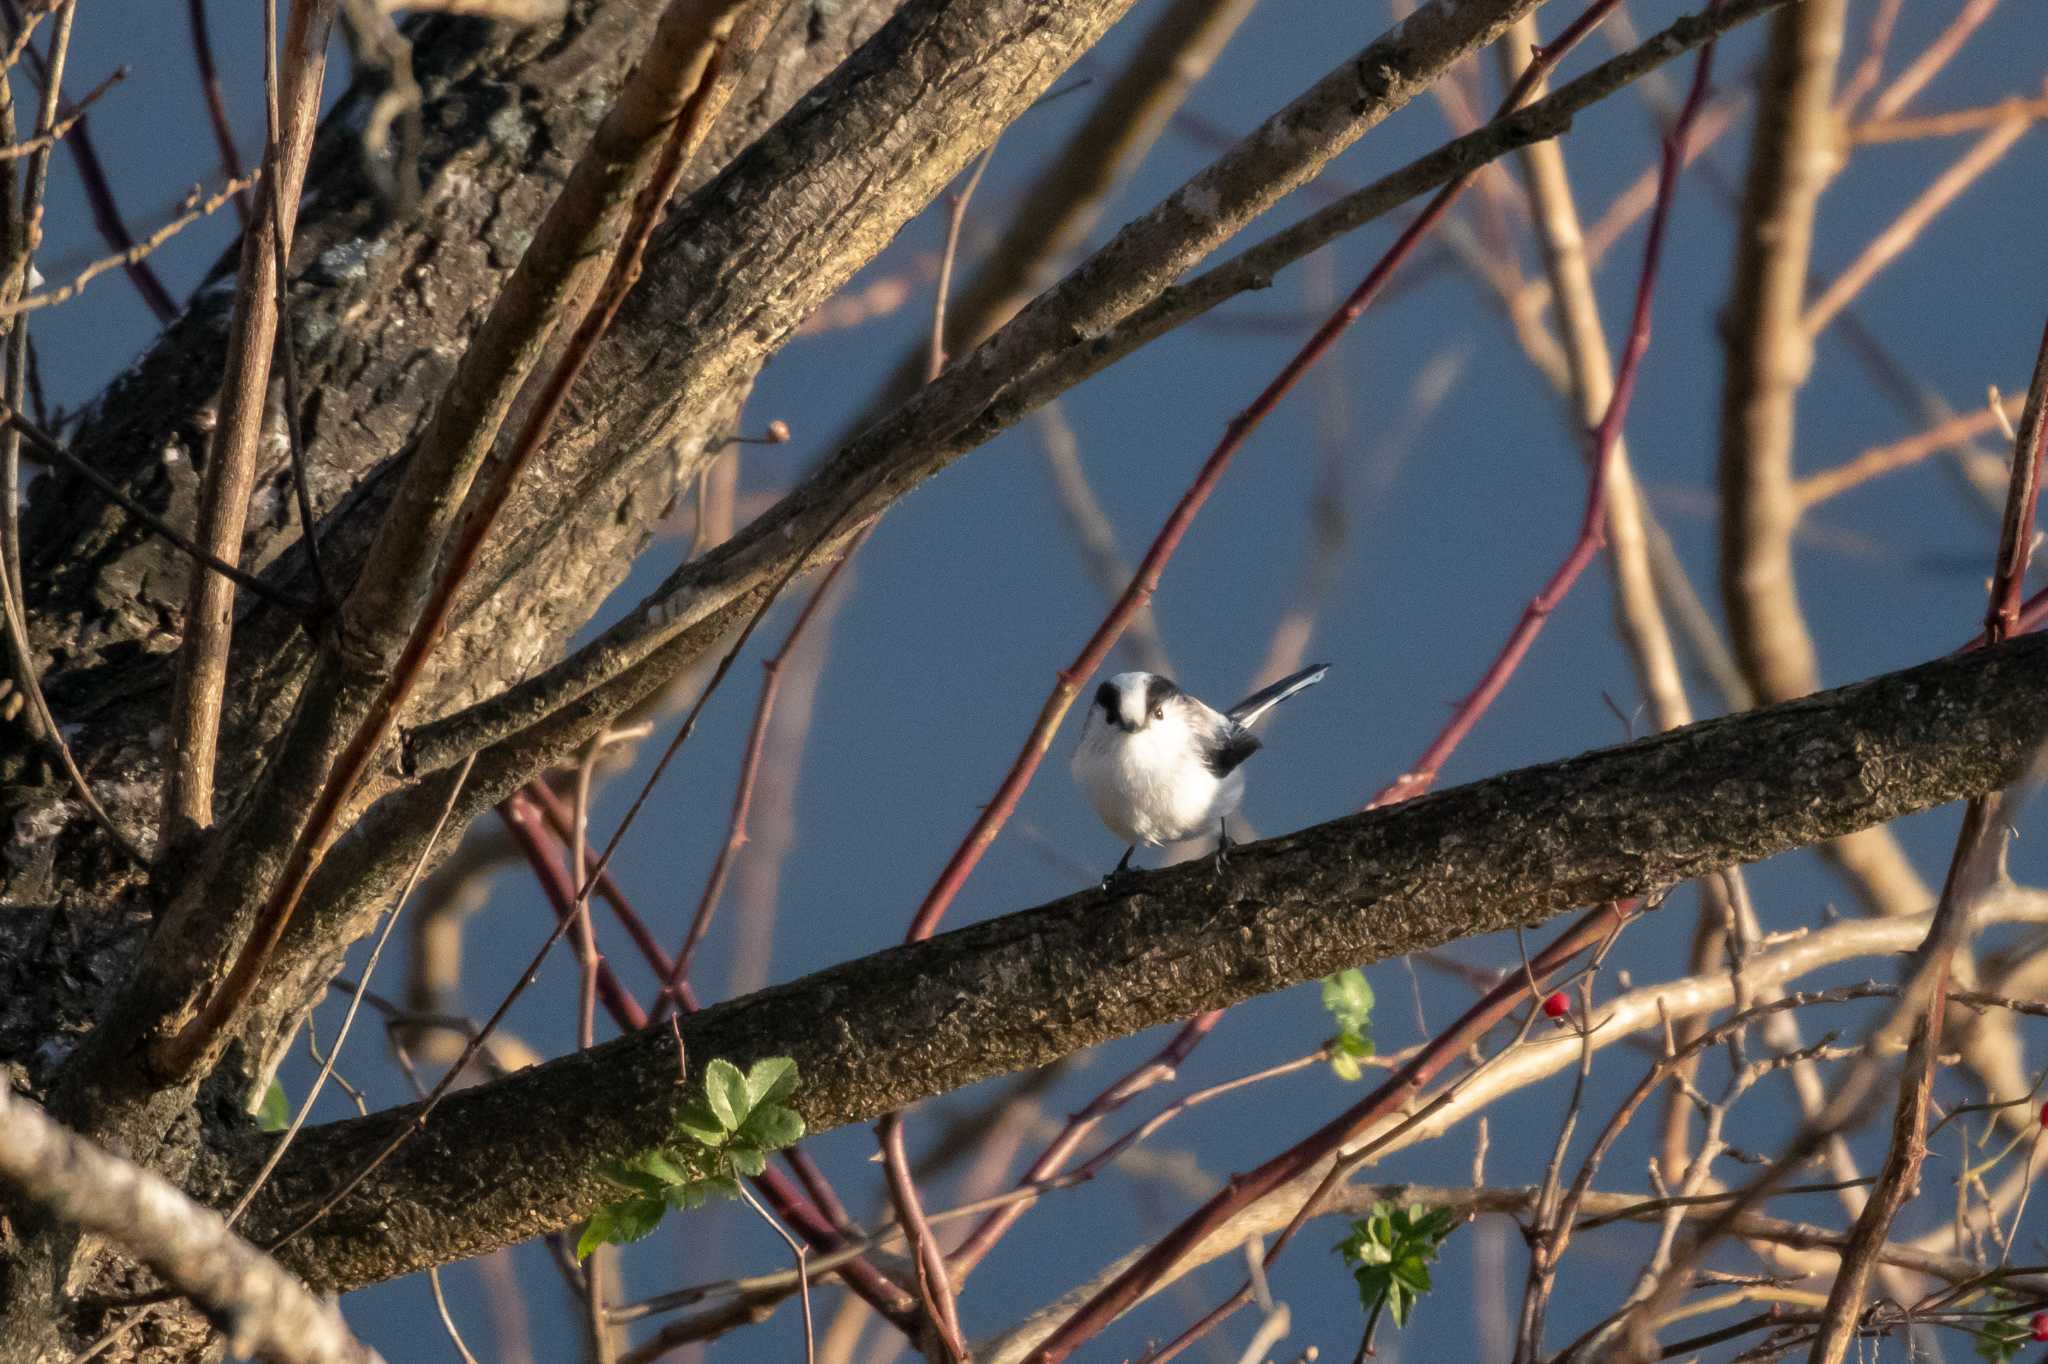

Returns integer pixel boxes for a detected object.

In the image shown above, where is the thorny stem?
[1367,0,1716,812]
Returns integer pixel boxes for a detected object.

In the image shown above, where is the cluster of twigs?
[2,0,2048,1362]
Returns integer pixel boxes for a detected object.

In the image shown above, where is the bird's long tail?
[1226,663,1330,727]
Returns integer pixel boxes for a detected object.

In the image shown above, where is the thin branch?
[1034,400,1173,676]
[227,757,476,1224]
[669,537,861,993]
[1366,0,1712,811]
[1802,114,2031,337]
[186,0,253,225]
[1865,0,1998,121]
[0,4,143,867]
[0,0,177,318]
[881,1113,967,1360]
[1794,391,2027,508]
[0,172,258,317]
[164,0,337,837]
[0,407,308,610]
[0,64,122,162]
[1851,91,2048,144]
[1986,319,2048,643]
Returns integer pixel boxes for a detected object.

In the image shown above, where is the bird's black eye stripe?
[1144,675,1179,715]
[1095,681,1118,719]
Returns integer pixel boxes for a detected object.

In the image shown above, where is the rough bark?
[228,632,2048,1291]
[0,1,899,1356]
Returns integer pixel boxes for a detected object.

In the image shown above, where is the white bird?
[1070,663,1329,882]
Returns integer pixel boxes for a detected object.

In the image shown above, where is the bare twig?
[881,1113,967,1361]
[0,4,144,866]
[1852,91,2048,144]
[0,172,258,318]
[1366,0,1710,812]
[0,0,177,319]
[164,0,337,837]
[1865,0,1998,121]
[186,0,253,225]
[0,65,122,162]
[0,406,306,610]
[1802,114,2032,338]
[227,757,477,1226]
[1795,391,2027,508]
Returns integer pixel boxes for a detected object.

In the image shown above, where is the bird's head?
[1094,672,1180,734]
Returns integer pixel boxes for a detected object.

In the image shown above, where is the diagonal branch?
[0,1084,381,1364]
[239,632,2048,1292]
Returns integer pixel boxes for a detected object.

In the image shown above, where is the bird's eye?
[1152,706,1165,720]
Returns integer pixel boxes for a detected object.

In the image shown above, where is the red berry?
[2039,1100,2048,1128]
[1542,991,1570,1020]
[2030,1311,2048,1342]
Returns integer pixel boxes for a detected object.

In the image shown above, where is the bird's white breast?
[1071,710,1244,846]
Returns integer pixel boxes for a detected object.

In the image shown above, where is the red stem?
[949,1010,1223,1276]
[498,794,648,1030]
[1983,315,2048,644]
[1367,0,1704,811]
[670,533,866,992]
[882,1112,969,1361]
[525,779,696,1013]
[186,0,252,227]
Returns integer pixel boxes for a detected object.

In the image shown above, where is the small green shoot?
[1972,1289,2029,1363]
[578,1056,805,1259]
[256,1080,291,1133]
[1320,969,1375,1080]
[1335,1202,1458,1336]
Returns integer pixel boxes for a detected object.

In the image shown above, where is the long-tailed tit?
[1071,663,1329,882]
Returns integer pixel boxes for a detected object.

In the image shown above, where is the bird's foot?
[1101,846,1138,893]
[1210,826,1236,876]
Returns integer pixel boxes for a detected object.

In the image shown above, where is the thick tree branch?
[238,633,2048,1291]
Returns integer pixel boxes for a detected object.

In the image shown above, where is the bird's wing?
[1225,663,1330,727]
[1202,725,1261,777]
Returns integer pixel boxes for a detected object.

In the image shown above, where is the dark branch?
[241,632,2048,1291]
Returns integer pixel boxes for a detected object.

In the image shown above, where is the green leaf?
[621,1149,692,1186]
[578,1196,665,1258]
[1974,1317,2029,1364]
[704,1058,749,1132]
[728,1146,768,1178]
[1335,1201,1457,1333]
[737,1103,805,1152]
[1320,969,1374,1036]
[256,1080,291,1133]
[745,1057,800,1109]
[1330,1051,1362,1082]
[675,1098,727,1148]
[604,1165,673,1198]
